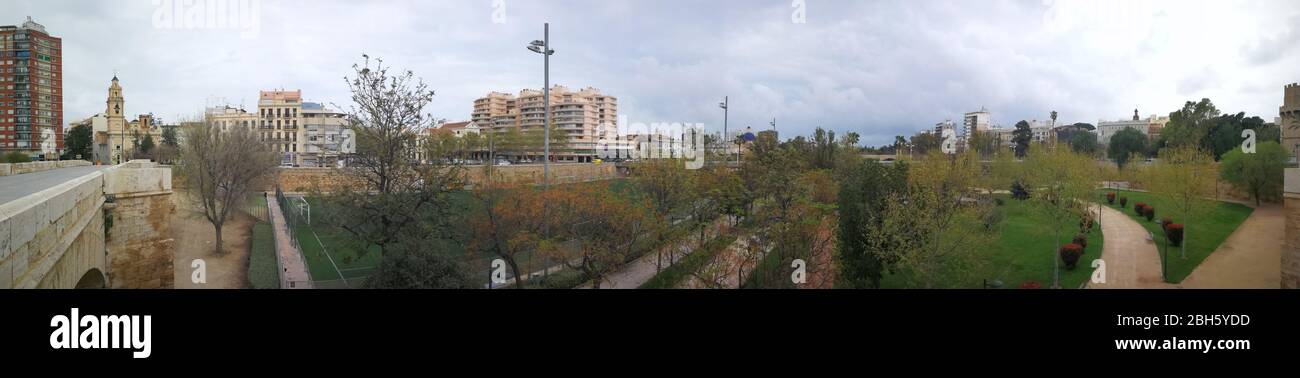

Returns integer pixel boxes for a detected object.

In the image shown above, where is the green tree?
[837,155,908,288]
[140,134,155,156]
[62,123,93,161]
[909,132,941,156]
[1206,112,1271,160]
[1150,145,1213,261]
[1108,127,1147,170]
[631,158,692,272]
[1023,146,1096,288]
[1069,131,1100,156]
[162,126,179,147]
[1011,120,1032,157]
[1219,141,1287,206]
[871,151,995,288]
[1160,98,1219,150]
[969,130,1001,158]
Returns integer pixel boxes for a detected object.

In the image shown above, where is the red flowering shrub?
[1166,224,1184,247]
[1106,192,1116,204]
[1073,233,1088,250]
[1059,243,1084,270]
[1019,281,1042,289]
[1119,197,1127,208]
[1134,202,1146,216]
[1144,205,1155,222]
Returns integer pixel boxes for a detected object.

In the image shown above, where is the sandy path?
[171,194,256,289]
[1178,205,1282,289]
[1089,204,1171,289]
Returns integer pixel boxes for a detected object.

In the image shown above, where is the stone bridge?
[0,160,174,289]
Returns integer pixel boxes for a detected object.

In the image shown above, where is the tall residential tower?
[0,17,62,158]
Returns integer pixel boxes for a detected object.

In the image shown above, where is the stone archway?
[74,268,107,289]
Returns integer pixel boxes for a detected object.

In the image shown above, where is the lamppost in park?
[719,96,728,163]
[527,23,556,188]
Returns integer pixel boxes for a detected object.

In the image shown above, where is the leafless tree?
[320,54,466,258]
[177,118,278,254]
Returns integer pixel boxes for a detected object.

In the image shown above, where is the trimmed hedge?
[1166,224,1185,247]
[1060,243,1084,270]
[639,235,739,289]
[247,223,279,289]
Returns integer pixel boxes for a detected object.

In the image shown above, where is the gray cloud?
[5,0,1298,146]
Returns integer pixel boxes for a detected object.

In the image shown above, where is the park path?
[266,193,313,289]
[581,216,731,289]
[1177,205,1282,289]
[1089,204,1170,289]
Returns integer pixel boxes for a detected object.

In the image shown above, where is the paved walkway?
[1089,204,1169,289]
[582,216,730,289]
[0,165,107,204]
[267,194,313,289]
[1178,205,1282,289]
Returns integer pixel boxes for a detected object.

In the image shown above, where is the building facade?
[471,86,618,162]
[94,76,161,164]
[1281,83,1300,161]
[1096,109,1169,145]
[0,17,62,158]
[300,102,352,167]
[68,113,106,162]
[258,90,303,166]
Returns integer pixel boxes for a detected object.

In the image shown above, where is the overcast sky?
[6,0,1298,146]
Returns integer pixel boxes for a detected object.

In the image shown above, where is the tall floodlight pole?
[719,97,729,164]
[528,23,555,187]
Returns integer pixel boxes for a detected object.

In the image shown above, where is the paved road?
[0,165,108,205]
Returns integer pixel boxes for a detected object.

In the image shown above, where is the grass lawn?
[246,222,279,289]
[1097,189,1253,283]
[879,195,1104,289]
[982,197,1104,289]
[293,221,381,282]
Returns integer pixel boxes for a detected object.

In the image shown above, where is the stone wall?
[0,160,92,177]
[0,169,106,289]
[103,161,175,289]
[1283,168,1300,289]
[273,163,622,192]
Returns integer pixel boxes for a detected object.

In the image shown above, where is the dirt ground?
[1177,205,1282,289]
[171,194,256,289]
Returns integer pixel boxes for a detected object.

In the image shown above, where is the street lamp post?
[528,23,556,188]
[719,97,728,164]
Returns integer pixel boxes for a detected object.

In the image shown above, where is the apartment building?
[207,105,258,132]
[300,102,353,167]
[0,17,62,158]
[471,86,618,162]
[258,90,303,165]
